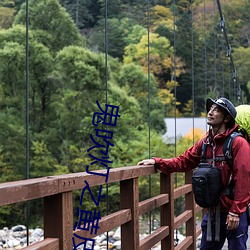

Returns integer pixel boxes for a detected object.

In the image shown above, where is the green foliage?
[30,141,57,177]
[0,25,56,133]
[0,40,26,103]
[234,46,250,101]
[0,112,26,181]
[124,25,147,45]
[148,5,174,32]
[0,7,15,29]
[124,32,174,76]
[14,0,85,52]
[86,17,138,60]
[61,0,101,28]
[50,46,108,151]
[222,0,250,46]
[115,63,165,132]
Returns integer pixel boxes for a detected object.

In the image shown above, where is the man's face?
[207,104,226,127]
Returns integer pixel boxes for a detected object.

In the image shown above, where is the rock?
[0,224,189,250]
[7,239,20,248]
[108,237,116,243]
[113,227,120,240]
[100,240,108,246]
[113,240,121,249]
[94,234,106,243]
[20,237,27,245]
[14,245,22,249]
[0,230,7,238]
[107,231,114,237]
[30,228,43,238]
[12,232,24,238]
[11,226,26,233]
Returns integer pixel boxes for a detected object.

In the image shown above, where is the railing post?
[160,173,174,250]
[185,171,196,250]
[120,178,139,250]
[44,192,73,250]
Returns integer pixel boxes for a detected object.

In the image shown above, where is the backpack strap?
[200,142,208,162]
[223,131,242,169]
[201,141,226,163]
[201,132,242,166]
[223,132,242,200]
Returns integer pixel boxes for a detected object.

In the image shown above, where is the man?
[138,97,250,250]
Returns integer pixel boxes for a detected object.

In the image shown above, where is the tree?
[234,46,250,102]
[30,141,57,177]
[123,30,185,116]
[0,6,15,29]
[86,17,140,60]
[61,0,101,29]
[222,0,250,46]
[49,46,145,172]
[0,25,55,132]
[124,31,185,87]
[0,40,26,109]
[14,0,84,52]
[98,0,146,22]
[116,62,166,132]
[148,5,174,33]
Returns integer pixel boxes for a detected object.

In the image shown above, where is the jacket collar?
[206,124,239,143]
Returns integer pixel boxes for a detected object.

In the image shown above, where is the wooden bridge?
[0,165,204,250]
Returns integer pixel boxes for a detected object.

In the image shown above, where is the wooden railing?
[0,165,203,250]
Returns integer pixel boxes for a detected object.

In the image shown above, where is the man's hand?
[226,213,240,230]
[137,159,155,166]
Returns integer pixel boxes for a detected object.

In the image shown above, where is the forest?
[0,0,249,227]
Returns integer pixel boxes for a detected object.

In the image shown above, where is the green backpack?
[235,105,250,142]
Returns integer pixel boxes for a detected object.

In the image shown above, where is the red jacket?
[154,124,250,216]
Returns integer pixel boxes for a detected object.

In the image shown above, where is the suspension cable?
[191,0,195,144]
[218,31,225,96]
[172,0,179,245]
[216,0,242,104]
[204,0,207,98]
[25,0,30,246]
[147,0,152,234]
[173,1,177,158]
[213,0,217,94]
[104,0,109,247]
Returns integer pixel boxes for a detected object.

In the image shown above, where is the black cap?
[206,97,237,120]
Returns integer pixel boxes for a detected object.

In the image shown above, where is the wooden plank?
[174,184,192,199]
[0,165,156,206]
[120,178,140,250]
[195,204,203,213]
[140,226,169,250]
[73,209,131,241]
[161,173,174,250]
[174,210,192,229]
[185,171,196,250]
[58,165,156,192]
[175,236,193,250]
[44,192,73,250]
[0,177,59,206]
[139,194,169,216]
[22,238,59,250]
[196,226,202,237]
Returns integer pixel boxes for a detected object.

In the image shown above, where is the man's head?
[206,97,237,128]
